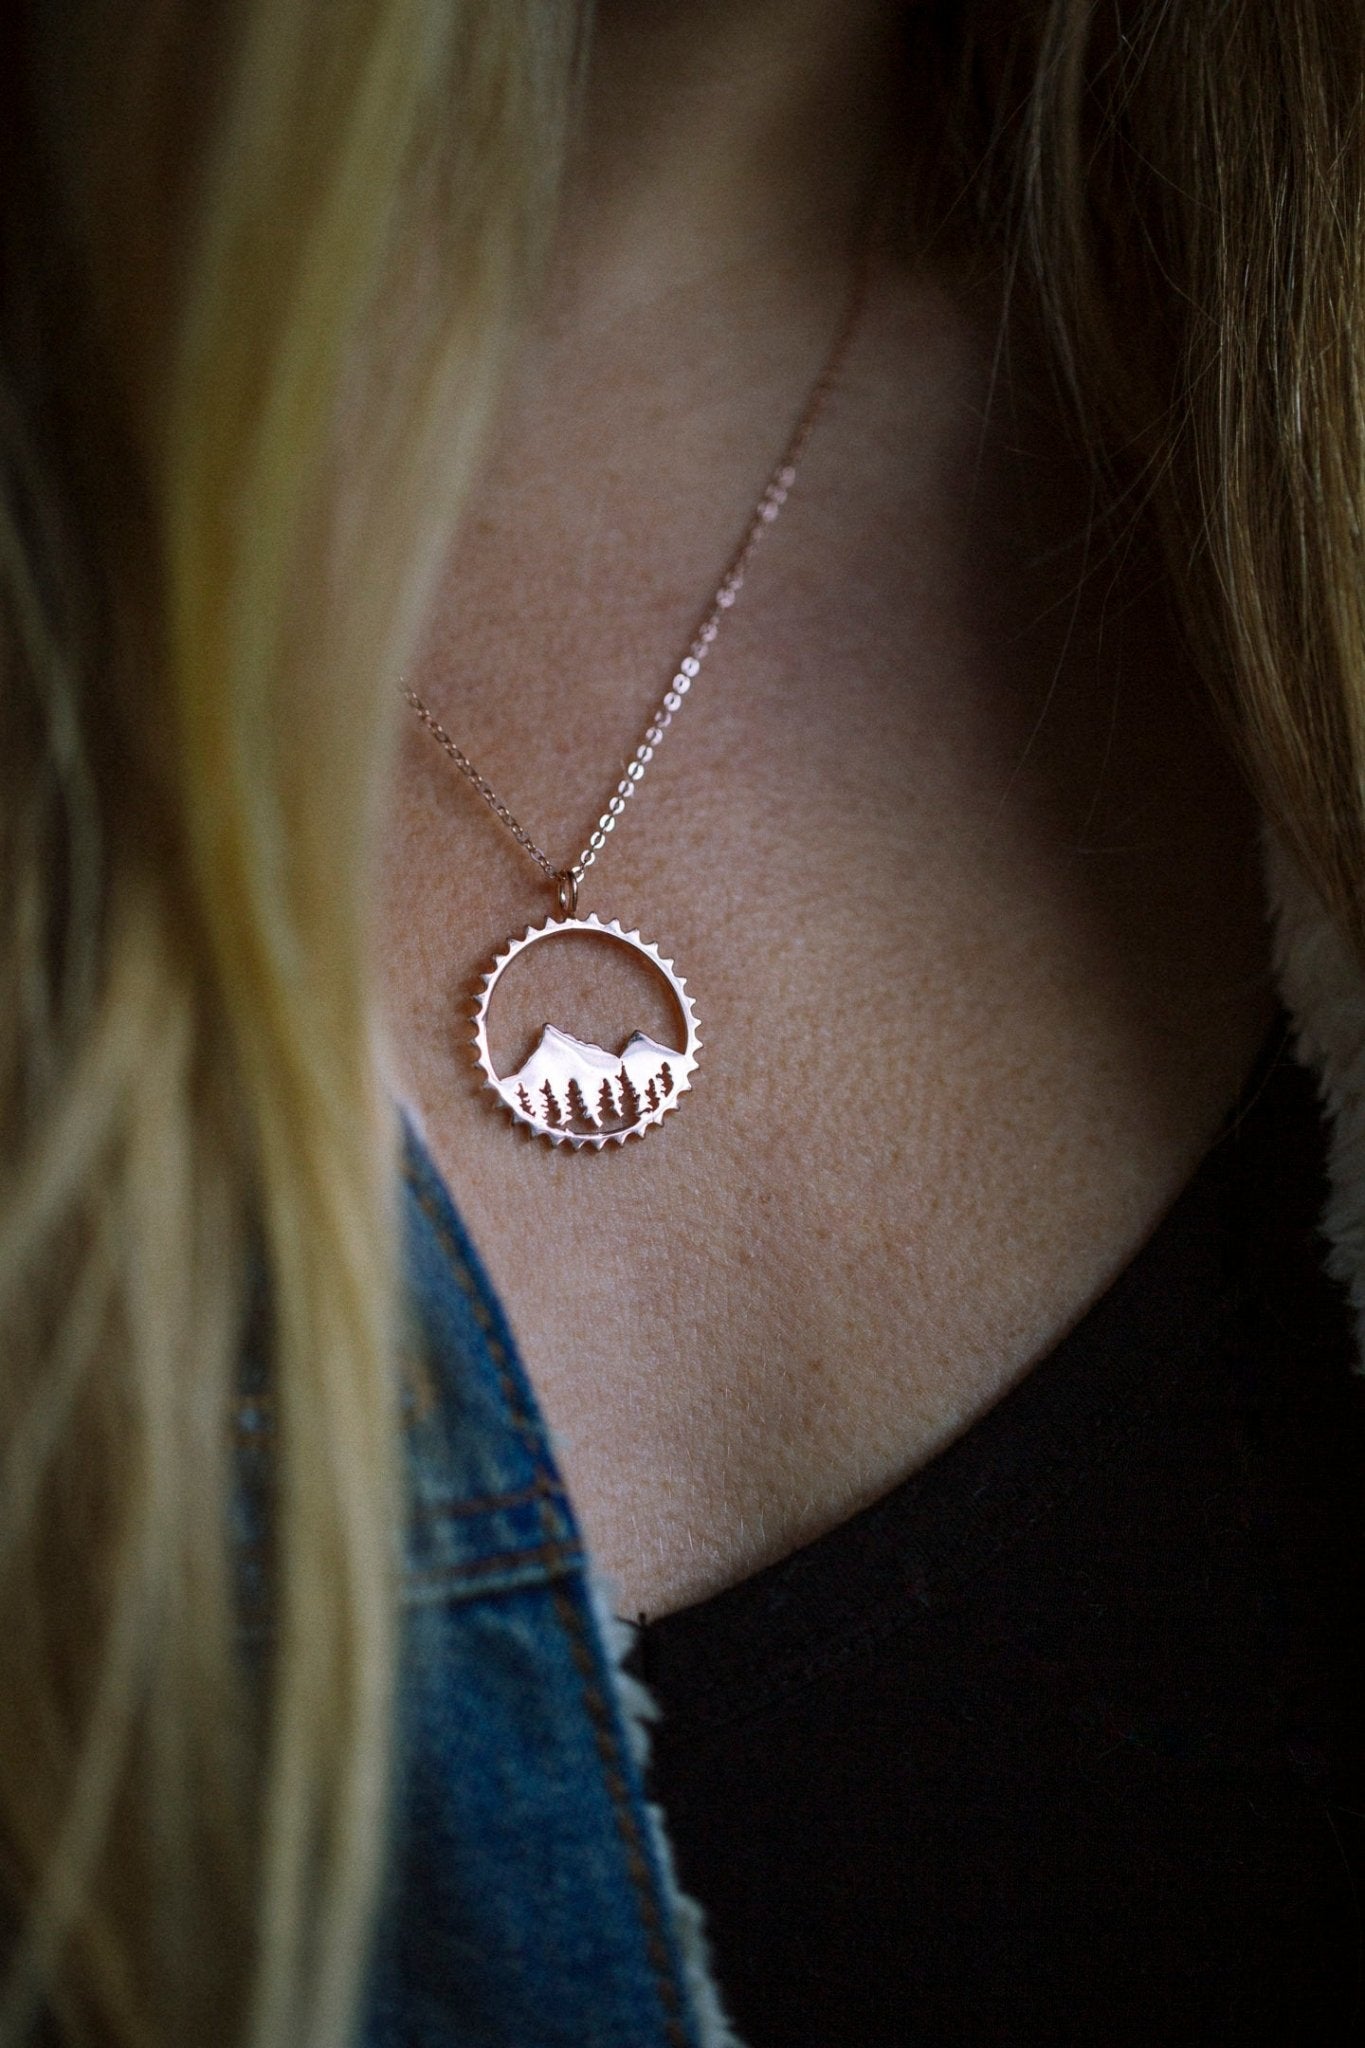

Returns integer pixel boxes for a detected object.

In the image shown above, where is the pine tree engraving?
[566,1077,593,1129]
[499,1023,690,1135]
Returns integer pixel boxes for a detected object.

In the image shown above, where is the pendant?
[471,911,701,1148]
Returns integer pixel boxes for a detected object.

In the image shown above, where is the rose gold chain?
[404,266,866,898]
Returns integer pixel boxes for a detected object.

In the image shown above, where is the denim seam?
[237,1479,562,1565]
[545,1571,691,2048]
[408,1478,553,1523]
[238,1539,583,1634]
[407,1174,560,1463]
[402,1537,582,1593]
[408,1157,692,2046]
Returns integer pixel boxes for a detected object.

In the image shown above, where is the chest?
[379,272,1278,1612]
[380,549,1272,1614]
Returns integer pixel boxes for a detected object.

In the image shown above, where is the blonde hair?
[1,4,583,2042]
[1,2,1361,2043]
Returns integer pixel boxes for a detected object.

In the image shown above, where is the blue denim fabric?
[237,1113,731,2048]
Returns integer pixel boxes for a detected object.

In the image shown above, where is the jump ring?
[554,870,579,918]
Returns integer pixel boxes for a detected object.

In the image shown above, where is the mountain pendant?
[470,913,701,1148]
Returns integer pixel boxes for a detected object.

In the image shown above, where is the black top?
[628,1030,1365,2046]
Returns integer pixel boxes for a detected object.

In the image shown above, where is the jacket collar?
[1265,824,1365,1366]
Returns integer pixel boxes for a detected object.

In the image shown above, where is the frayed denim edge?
[584,1566,748,2048]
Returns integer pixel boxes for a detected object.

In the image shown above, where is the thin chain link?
[404,264,867,893]
[403,695,561,879]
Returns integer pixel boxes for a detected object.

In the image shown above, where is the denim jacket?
[239,1109,739,2048]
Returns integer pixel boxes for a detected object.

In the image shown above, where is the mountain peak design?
[501,1024,680,1130]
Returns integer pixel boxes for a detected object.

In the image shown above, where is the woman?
[2,1,1361,2043]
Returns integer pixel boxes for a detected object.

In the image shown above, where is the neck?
[549,0,901,331]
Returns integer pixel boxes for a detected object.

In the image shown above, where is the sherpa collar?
[1266,825,1365,1369]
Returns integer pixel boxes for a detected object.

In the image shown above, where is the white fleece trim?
[584,1567,748,2048]
[1263,822,1365,1371]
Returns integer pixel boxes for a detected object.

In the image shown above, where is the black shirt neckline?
[629,1016,1338,1732]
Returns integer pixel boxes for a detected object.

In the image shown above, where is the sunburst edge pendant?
[470,913,701,1148]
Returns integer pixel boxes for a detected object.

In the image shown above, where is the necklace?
[405,281,863,1149]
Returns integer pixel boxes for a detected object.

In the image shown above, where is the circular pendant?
[471,913,701,1148]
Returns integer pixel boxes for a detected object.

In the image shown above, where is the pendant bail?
[554,869,579,918]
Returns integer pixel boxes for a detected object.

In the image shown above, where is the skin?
[379,0,1277,1616]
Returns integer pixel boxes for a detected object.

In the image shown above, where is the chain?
[404,264,866,902]
[402,694,560,880]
